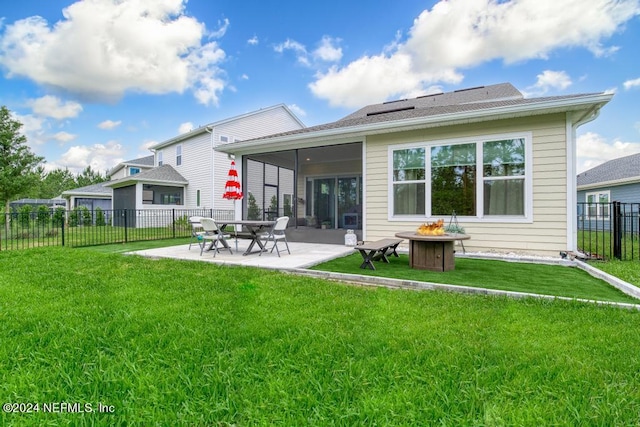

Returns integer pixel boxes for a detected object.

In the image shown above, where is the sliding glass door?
[307,176,362,229]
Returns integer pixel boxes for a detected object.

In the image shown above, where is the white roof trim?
[150,104,305,150]
[578,176,640,191]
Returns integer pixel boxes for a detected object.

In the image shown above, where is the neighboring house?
[105,104,305,222]
[61,155,156,212]
[577,152,640,229]
[61,182,112,212]
[217,82,613,256]
[9,198,66,211]
[107,155,155,180]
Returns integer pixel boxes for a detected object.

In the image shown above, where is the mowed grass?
[1,248,640,425]
[312,253,639,304]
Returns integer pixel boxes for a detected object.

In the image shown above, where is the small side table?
[394,232,470,272]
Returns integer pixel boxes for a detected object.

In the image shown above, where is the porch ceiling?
[246,142,362,169]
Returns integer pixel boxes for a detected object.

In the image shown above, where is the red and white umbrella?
[222,160,243,200]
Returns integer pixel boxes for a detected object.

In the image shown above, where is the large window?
[392,148,425,215]
[431,143,476,216]
[483,139,525,215]
[390,134,530,220]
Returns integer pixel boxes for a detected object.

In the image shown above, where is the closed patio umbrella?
[223,160,243,250]
[223,160,243,201]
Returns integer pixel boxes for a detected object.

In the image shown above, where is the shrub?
[37,205,50,226]
[81,206,92,226]
[69,207,80,227]
[95,207,106,226]
[53,207,66,227]
[18,205,33,228]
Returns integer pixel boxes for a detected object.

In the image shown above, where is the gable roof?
[150,103,305,151]
[104,165,188,188]
[217,83,612,155]
[577,152,640,189]
[107,154,155,177]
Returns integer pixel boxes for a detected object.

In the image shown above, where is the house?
[107,155,155,180]
[577,152,640,228]
[61,155,155,212]
[217,83,613,256]
[103,104,305,225]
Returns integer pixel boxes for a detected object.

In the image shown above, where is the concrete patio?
[129,238,354,269]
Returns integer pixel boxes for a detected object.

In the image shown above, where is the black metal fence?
[0,208,234,251]
[577,202,640,261]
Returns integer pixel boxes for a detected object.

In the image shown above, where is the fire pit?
[395,224,470,272]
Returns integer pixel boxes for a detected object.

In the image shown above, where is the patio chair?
[188,216,205,250]
[259,216,290,257]
[200,218,233,257]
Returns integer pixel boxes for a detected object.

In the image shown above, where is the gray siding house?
[104,104,305,225]
[577,152,640,230]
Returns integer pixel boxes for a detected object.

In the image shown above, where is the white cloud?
[623,77,640,90]
[0,0,228,105]
[313,36,342,62]
[28,95,83,119]
[274,39,310,66]
[247,35,259,46]
[209,18,229,39]
[139,140,158,157]
[527,70,572,96]
[310,0,640,108]
[577,131,640,173]
[53,131,77,143]
[98,119,122,130]
[288,104,306,118]
[178,122,193,134]
[58,140,126,174]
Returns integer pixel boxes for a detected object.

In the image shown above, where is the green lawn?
[1,247,640,425]
[311,253,639,304]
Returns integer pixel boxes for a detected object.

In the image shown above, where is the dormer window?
[129,167,141,176]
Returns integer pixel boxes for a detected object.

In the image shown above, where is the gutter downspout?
[205,126,214,211]
[566,105,603,253]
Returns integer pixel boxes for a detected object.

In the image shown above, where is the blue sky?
[0,0,639,175]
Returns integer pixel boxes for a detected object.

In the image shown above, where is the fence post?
[124,209,128,243]
[172,209,176,239]
[613,201,622,260]
[61,216,65,247]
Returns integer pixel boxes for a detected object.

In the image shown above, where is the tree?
[75,165,107,188]
[34,167,77,199]
[247,193,261,220]
[0,106,44,234]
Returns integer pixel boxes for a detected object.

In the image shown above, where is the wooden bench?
[354,238,403,270]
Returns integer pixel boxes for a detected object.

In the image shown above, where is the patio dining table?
[218,220,276,255]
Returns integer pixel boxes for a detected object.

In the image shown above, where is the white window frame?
[176,144,182,166]
[129,167,141,176]
[157,150,163,166]
[585,190,610,220]
[387,132,533,223]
